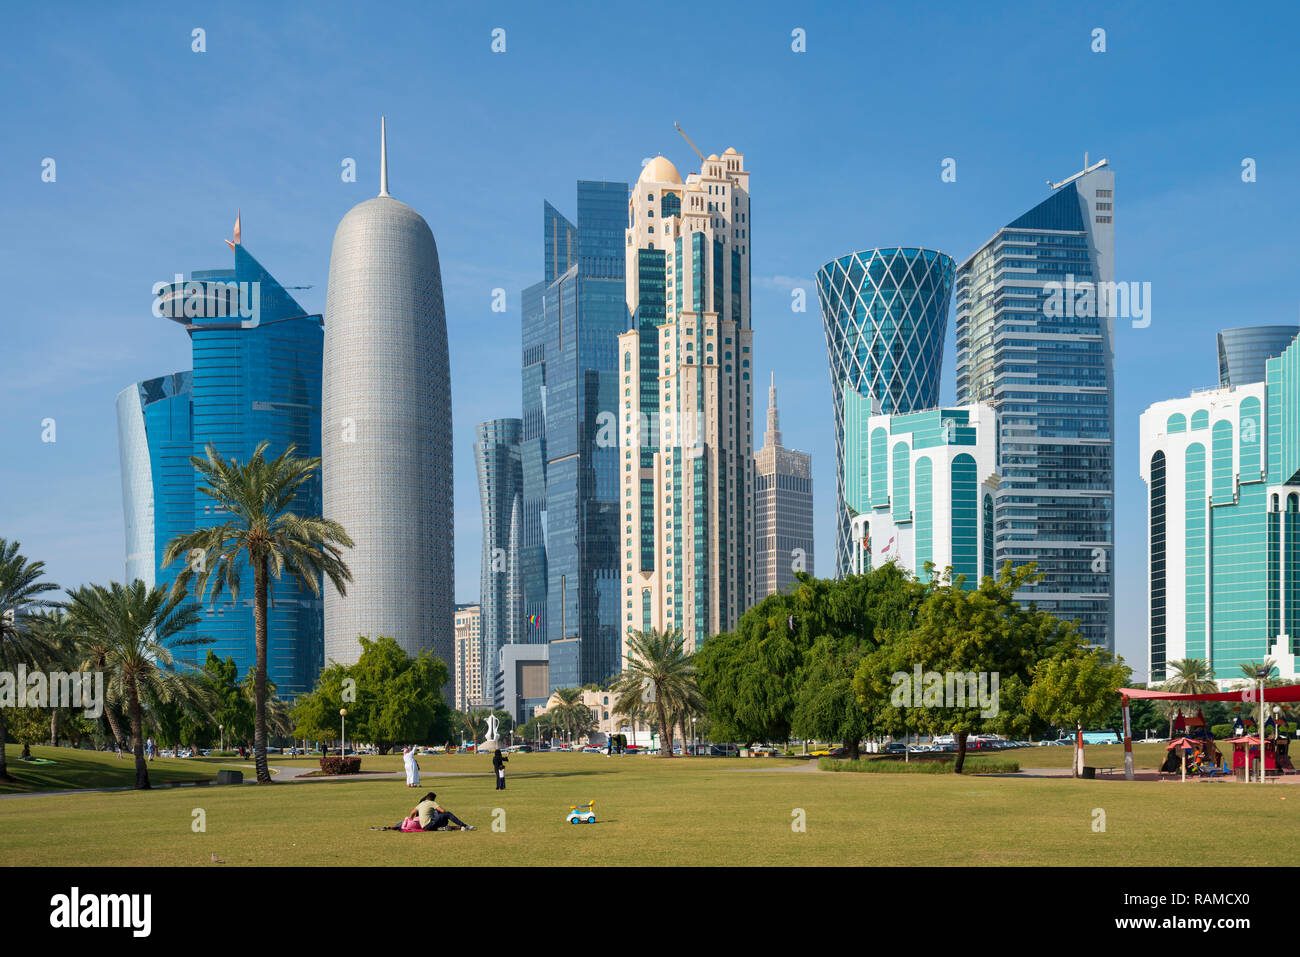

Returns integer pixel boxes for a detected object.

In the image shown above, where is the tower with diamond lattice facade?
[816,247,955,575]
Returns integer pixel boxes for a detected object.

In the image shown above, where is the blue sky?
[3,1,1298,680]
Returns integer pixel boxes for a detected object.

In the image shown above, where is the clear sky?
[3,1,1298,680]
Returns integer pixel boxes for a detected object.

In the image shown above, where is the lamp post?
[219,724,223,753]
[340,708,348,756]
[1255,666,1270,784]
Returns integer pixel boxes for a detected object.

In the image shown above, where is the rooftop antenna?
[1047,153,1109,190]
[674,121,705,163]
[379,116,389,197]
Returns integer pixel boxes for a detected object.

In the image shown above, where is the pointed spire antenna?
[225,209,241,252]
[379,116,389,197]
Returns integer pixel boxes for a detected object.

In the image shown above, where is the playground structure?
[1118,684,1300,781]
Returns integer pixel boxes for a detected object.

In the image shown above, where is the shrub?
[1211,724,1233,740]
[818,756,1020,775]
[319,756,362,775]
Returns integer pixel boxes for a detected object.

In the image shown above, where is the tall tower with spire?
[322,118,454,690]
[754,373,814,598]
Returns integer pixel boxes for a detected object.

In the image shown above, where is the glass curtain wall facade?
[816,248,955,575]
[123,241,324,695]
[955,168,1116,649]
[521,181,627,690]
[1218,325,1299,389]
[1140,333,1300,684]
[474,418,523,693]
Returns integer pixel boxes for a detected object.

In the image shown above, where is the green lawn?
[2,750,1296,866]
[0,745,251,795]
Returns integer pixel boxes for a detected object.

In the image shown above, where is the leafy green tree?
[695,600,800,746]
[203,652,253,748]
[1026,646,1131,775]
[789,565,924,758]
[0,539,58,780]
[292,636,450,753]
[7,706,48,760]
[856,563,1081,772]
[64,581,207,789]
[164,441,353,783]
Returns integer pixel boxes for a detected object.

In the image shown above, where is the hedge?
[319,756,362,775]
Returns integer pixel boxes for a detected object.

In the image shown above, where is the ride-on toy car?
[566,801,596,824]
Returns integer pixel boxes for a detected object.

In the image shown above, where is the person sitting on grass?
[415,792,474,831]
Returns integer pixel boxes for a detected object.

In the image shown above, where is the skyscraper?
[1218,325,1299,389]
[117,225,324,695]
[754,374,814,598]
[816,247,955,575]
[521,181,628,689]
[322,119,454,684]
[619,149,755,656]
[955,160,1115,649]
[474,418,523,688]
[844,404,999,589]
[453,603,486,712]
[1140,333,1300,684]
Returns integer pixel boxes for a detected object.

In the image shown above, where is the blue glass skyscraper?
[521,181,627,690]
[475,418,523,689]
[118,228,324,694]
[955,162,1116,649]
[816,247,955,574]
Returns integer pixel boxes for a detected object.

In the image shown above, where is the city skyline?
[7,3,1300,682]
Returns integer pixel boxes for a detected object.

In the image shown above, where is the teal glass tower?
[816,247,955,575]
[475,418,523,690]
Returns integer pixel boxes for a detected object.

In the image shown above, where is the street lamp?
[340,708,348,756]
[219,724,223,753]
[1255,665,1271,784]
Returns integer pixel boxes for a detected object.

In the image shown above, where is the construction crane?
[674,122,705,163]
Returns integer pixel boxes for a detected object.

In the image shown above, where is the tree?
[7,707,48,760]
[547,688,589,744]
[0,539,58,781]
[695,601,801,746]
[292,636,450,753]
[64,581,206,789]
[163,441,353,783]
[855,563,1081,773]
[611,628,700,757]
[790,564,924,758]
[27,609,83,746]
[1026,647,1131,776]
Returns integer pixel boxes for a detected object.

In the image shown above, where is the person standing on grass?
[493,748,508,790]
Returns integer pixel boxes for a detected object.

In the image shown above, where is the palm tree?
[1239,659,1278,682]
[64,581,206,789]
[65,587,130,753]
[0,539,58,780]
[163,441,353,784]
[27,609,82,746]
[551,688,585,744]
[612,628,701,758]
[1160,657,1218,737]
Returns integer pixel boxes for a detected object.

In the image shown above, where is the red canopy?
[1120,686,1300,703]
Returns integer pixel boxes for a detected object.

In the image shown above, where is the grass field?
[0,746,250,795]
[3,748,1297,866]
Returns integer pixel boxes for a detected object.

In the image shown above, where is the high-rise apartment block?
[618,149,755,655]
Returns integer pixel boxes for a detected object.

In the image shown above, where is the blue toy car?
[565,801,596,824]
